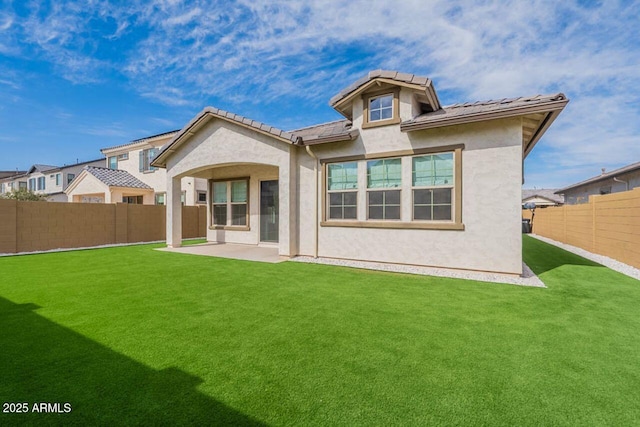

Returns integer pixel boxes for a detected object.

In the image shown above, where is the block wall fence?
[523,188,640,269]
[0,199,206,254]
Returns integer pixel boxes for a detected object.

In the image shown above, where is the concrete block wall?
[0,199,207,254]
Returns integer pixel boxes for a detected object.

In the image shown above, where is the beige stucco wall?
[163,86,525,273]
[104,138,208,205]
[66,173,109,202]
[561,169,640,205]
[191,164,279,245]
[297,116,524,274]
[164,119,297,256]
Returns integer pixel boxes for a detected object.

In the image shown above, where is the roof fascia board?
[152,110,294,168]
[332,78,429,114]
[109,186,154,191]
[523,110,558,157]
[301,130,360,145]
[401,99,569,132]
[556,167,640,193]
[102,140,157,155]
[63,170,92,194]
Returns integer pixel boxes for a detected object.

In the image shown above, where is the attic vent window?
[369,94,393,122]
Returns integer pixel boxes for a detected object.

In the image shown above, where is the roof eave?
[401,98,569,133]
[330,78,438,120]
[301,130,360,146]
[152,108,295,169]
[63,169,90,194]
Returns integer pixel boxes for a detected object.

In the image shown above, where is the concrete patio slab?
[156,242,284,263]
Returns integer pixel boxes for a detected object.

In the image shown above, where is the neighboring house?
[66,131,208,205]
[0,170,27,194]
[556,161,640,204]
[522,189,564,207]
[0,160,103,201]
[151,70,568,275]
[65,167,154,203]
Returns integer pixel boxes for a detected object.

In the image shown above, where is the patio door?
[260,180,279,243]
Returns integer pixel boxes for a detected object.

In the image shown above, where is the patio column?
[278,153,298,257]
[166,176,182,248]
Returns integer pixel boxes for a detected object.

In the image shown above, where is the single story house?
[151,70,568,275]
[522,189,564,207]
[556,161,640,205]
[66,131,208,205]
[0,160,103,202]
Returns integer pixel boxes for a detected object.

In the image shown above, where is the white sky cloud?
[1,0,639,187]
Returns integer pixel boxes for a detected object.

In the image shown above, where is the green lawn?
[1,236,639,426]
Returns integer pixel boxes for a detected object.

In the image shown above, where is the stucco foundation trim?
[292,256,545,287]
[320,221,464,230]
[209,226,251,231]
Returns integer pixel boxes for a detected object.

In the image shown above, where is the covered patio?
[157,242,284,263]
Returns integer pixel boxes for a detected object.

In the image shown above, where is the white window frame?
[108,156,118,170]
[196,191,207,204]
[368,93,394,123]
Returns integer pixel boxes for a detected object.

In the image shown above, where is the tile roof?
[555,161,640,194]
[402,94,568,129]
[0,171,26,179]
[85,166,152,189]
[329,70,431,106]
[289,119,359,144]
[522,189,564,204]
[101,130,180,152]
[131,129,181,143]
[30,164,59,173]
[153,107,360,167]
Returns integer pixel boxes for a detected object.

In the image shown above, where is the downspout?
[305,144,319,258]
[612,177,629,191]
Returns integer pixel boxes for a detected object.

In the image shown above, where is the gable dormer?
[329,70,441,129]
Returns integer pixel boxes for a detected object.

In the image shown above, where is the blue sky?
[0,0,638,188]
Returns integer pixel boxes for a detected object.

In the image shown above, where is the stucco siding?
[165,120,296,255]
[562,169,640,204]
[298,118,523,274]
[201,164,278,245]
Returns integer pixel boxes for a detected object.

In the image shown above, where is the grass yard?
[1,236,639,425]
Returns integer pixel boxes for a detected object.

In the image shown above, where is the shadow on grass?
[0,297,264,426]
[524,235,602,276]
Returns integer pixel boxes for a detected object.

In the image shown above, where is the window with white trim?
[67,173,75,185]
[212,180,248,227]
[37,177,45,191]
[139,148,159,172]
[412,152,454,221]
[108,156,118,170]
[28,178,36,191]
[197,191,207,204]
[367,158,401,220]
[327,162,358,220]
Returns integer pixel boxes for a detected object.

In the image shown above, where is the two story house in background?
[0,170,27,194]
[0,160,103,201]
[65,130,208,205]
